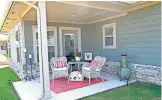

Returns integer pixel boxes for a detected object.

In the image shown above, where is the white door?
[33,26,58,63]
[59,27,81,57]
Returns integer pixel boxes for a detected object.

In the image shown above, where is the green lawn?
[81,82,161,100]
[3,53,8,59]
[0,67,20,100]
[0,68,161,100]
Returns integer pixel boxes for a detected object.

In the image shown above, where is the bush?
[3,53,8,58]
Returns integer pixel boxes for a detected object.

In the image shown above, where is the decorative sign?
[85,53,92,60]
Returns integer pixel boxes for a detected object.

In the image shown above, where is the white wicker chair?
[50,57,69,83]
[82,56,106,85]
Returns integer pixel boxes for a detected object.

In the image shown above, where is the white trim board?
[32,25,58,63]
[59,26,81,57]
[20,20,26,65]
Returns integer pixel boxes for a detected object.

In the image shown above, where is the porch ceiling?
[23,1,121,24]
[0,1,160,32]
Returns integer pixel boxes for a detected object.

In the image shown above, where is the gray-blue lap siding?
[23,4,161,66]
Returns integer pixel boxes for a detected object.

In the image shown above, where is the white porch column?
[37,1,51,99]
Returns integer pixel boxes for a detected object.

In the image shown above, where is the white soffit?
[46,2,106,23]
[1,2,27,32]
[79,11,119,23]
[23,1,160,24]
[23,1,123,24]
[1,1,160,32]
[112,1,143,5]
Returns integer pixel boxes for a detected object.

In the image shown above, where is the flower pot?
[75,57,81,61]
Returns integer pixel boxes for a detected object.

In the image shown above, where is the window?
[102,23,116,49]
[17,48,20,62]
[36,31,55,62]
[15,28,21,63]
[16,31,19,41]
[8,36,11,58]
[8,47,11,58]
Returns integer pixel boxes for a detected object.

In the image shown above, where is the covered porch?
[1,1,160,100]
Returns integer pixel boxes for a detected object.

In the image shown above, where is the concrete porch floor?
[13,72,136,100]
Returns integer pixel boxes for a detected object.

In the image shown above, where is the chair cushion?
[53,67,68,71]
[82,66,91,71]
[53,60,65,68]
[90,60,100,66]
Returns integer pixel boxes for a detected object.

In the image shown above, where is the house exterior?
[0,1,161,99]
[0,42,7,54]
[0,34,7,54]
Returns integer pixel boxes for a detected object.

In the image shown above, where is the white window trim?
[59,27,81,56]
[16,26,21,63]
[32,25,58,63]
[102,23,116,49]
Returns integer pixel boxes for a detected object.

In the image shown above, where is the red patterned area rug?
[50,78,107,94]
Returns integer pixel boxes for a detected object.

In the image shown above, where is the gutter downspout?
[20,1,49,99]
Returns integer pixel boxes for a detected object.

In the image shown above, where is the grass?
[3,53,8,59]
[0,67,20,100]
[81,82,161,100]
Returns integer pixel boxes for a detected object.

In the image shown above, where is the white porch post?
[37,1,51,99]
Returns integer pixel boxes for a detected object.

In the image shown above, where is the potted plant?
[75,49,81,61]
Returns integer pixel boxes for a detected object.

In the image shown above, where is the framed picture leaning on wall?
[85,53,92,61]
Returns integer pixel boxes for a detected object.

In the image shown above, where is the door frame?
[59,27,81,56]
[32,25,58,63]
